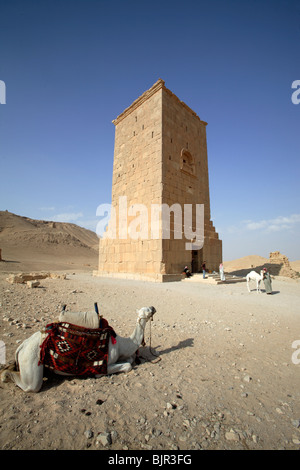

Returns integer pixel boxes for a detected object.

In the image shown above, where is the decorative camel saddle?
[39,319,117,377]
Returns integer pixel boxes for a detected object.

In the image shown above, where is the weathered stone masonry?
[94,79,222,281]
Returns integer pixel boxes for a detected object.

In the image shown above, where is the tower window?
[180,149,196,176]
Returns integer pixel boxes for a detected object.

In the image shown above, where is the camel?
[246,270,264,293]
[1,306,156,393]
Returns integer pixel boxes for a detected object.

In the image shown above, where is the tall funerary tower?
[95,79,222,281]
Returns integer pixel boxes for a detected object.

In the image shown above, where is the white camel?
[246,270,264,293]
[1,306,156,393]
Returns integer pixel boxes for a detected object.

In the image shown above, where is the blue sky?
[0,0,299,261]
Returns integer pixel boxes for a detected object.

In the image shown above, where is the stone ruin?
[6,272,67,288]
[95,79,222,282]
[267,251,299,279]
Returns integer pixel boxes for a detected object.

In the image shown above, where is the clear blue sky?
[0,0,299,261]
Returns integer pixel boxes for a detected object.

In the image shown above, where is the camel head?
[136,306,156,323]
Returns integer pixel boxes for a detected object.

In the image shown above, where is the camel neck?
[130,319,146,347]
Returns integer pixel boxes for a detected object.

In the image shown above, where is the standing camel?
[246,270,264,293]
[1,306,156,393]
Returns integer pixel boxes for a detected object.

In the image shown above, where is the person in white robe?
[219,263,226,281]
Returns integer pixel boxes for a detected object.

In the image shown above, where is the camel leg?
[1,361,43,392]
[2,332,44,392]
[106,361,133,375]
[247,280,251,292]
[1,363,19,384]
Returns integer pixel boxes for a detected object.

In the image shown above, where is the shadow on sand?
[0,259,20,264]
[40,338,194,391]
[227,262,284,277]
[140,338,194,361]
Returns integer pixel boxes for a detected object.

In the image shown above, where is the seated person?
[183,266,192,278]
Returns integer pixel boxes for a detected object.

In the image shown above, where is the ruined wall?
[268,251,299,278]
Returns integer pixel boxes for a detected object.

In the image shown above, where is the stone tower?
[95,79,222,281]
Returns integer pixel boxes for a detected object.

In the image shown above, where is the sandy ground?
[0,257,300,451]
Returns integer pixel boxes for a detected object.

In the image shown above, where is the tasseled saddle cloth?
[39,320,117,376]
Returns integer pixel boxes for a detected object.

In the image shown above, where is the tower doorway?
[191,248,203,273]
[191,250,198,273]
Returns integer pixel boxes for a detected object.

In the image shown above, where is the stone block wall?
[161,85,221,273]
[96,79,222,281]
[97,81,165,279]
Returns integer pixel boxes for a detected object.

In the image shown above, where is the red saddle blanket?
[39,320,116,376]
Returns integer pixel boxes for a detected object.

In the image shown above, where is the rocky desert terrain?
[0,212,299,451]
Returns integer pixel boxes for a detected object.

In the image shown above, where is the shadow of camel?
[40,338,195,391]
[140,338,194,360]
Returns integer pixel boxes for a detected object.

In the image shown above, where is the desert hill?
[0,210,98,250]
[223,255,269,272]
[290,260,300,272]
[0,211,99,271]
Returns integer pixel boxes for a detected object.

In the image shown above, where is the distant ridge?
[0,210,98,251]
[223,255,269,271]
[0,211,99,271]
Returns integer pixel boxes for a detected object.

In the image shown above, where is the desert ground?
[0,213,299,451]
[1,260,300,450]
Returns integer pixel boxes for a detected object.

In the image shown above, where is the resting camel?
[1,306,156,393]
[246,270,264,293]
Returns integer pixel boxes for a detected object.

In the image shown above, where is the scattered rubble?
[96,432,112,447]
[0,271,299,451]
[6,272,67,285]
[27,281,40,289]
